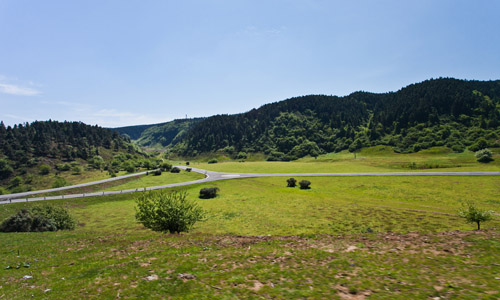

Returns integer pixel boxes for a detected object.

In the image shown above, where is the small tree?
[135,190,205,233]
[299,180,311,189]
[475,148,494,163]
[458,201,494,230]
[199,187,219,199]
[287,178,297,187]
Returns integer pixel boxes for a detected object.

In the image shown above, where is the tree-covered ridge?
[0,120,133,164]
[171,78,500,159]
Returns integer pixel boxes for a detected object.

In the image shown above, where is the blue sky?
[1,0,499,127]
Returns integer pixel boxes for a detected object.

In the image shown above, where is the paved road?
[0,170,155,202]
[1,166,499,205]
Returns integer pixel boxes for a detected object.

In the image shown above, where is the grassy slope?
[1,174,499,299]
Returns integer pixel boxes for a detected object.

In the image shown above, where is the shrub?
[135,190,205,233]
[450,144,465,153]
[171,167,181,173]
[56,163,71,172]
[186,168,192,172]
[186,162,190,166]
[30,205,76,231]
[153,169,162,176]
[286,178,297,187]
[161,162,172,171]
[208,159,218,164]
[266,151,285,161]
[199,187,219,199]
[0,205,76,232]
[475,148,494,163]
[39,164,51,175]
[458,201,494,230]
[469,138,488,152]
[236,152,247,159]
[123,162,136,173]
[72,165,82,175]
[299,180,311,189]
[52,176,67,188]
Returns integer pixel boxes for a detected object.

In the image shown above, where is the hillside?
[0,120,149,194]
[167,78,500,159]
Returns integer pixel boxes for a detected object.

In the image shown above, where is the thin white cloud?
[0,83,41,96]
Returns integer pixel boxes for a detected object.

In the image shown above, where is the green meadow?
[1,148,499,299]
[191,146,500,173]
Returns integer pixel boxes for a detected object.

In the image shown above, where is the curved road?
[1,166,499,205]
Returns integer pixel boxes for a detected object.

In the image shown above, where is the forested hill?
[169,78,500,159]
[0,120,143,184]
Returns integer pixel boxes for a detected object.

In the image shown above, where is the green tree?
[135,190,205,233]
[458,201,494,230]
[0,159,13,180]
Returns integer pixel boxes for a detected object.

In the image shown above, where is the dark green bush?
[450,144,465,153]
[299,180,311,189]
[475,148,494,163]
[287,178,297,187]
[469,138,488,152]
[135,190,205,233]
[208,159,218,164]
[236,152,247,159]
[161,162,172,171]
[52,176,67,188]
[56,163,71,171]
[171,167,181,173]
[199,187,219,199]
[39,164,51,175]
[0,205,76,232]
[186,168,192,172]
[153,169,162,176]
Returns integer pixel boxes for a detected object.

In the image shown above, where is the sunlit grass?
[101,171,204,192]
[192,146,500,173]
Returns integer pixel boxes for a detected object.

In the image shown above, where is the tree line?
[166,78,500,160]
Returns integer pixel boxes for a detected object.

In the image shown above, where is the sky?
[1,0,500,128]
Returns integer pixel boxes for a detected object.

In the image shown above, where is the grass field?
[190,146,500,174]
[1,172,499,299]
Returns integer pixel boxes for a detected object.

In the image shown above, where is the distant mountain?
[112,122,166,140]
[113,118,204,148]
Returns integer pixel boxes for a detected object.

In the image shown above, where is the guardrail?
[0,175,210,205]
